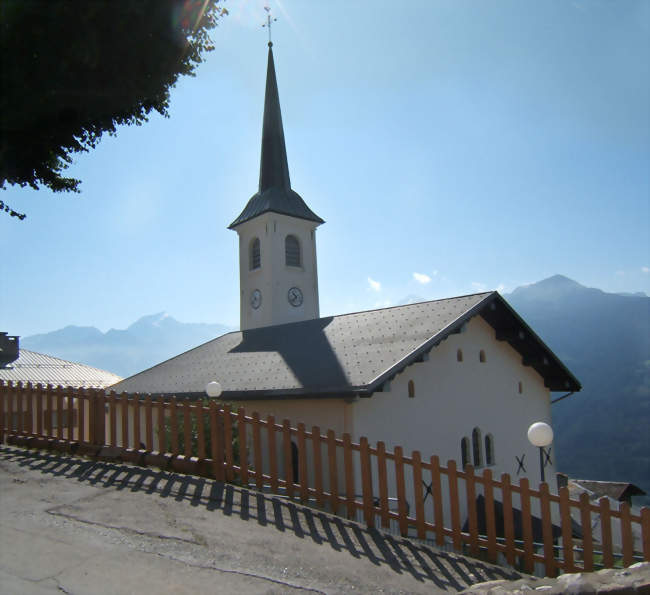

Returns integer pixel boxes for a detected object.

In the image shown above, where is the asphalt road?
[0,445,520,594]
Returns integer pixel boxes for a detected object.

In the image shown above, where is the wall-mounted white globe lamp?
[527,421,553,483]
[205,381,222,398]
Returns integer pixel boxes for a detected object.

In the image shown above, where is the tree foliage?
[0,0,227,218]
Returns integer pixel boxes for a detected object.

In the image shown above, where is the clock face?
[250,289,262,309]
[287,286,303,307]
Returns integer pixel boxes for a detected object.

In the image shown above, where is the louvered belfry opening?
[285,235,300,267]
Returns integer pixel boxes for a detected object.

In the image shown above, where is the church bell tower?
[229,42,324,331]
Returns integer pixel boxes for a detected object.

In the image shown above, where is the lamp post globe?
[205,381,222,398]
[527,422,553,447]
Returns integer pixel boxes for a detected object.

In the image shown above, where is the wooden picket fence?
[1,380,648,577]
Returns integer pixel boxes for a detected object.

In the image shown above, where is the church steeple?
[230,42,323,331]
[229,45,323,230]
[259,43,291,193]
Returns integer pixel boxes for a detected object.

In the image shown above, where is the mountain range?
[19,275,649,499]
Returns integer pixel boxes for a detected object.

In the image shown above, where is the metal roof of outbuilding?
[111,292,581,399]
[0,349,122,389]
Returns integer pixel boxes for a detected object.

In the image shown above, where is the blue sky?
[1,0,648,337]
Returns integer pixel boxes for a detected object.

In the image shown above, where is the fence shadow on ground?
[2,446,521,592]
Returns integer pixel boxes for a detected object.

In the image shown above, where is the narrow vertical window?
[472,427,482,467]
[408,379,415,398]
[479,349,486,363]
[461,437,470,469]
[485,434,495,466]
[249,237,261,270]
[285,234,301,267]
[457,348,463,362]
[518,381,523,394]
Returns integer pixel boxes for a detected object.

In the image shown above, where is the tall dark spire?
[229,45,323,229]
[259,44,290,192]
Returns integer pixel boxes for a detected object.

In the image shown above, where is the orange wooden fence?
[1,380,648,577]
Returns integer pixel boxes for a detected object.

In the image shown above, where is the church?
[111,42,581,493]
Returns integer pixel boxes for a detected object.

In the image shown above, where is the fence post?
[109,391,117,447]
[183,400,192,458]
[465,465,479,556]
[66,387,74,442]
[0,382,6,442]
[133,394,141,451]
[343,433,355,519]
[209,401,223,481]
[282,418,293,498]
[297,423,308,502]
[16,381,24,435]
[267,415,278,492]
[252,412,263,490]
[170,397,179,455]
[360,436,374,529]
[483,469,497,564]
[377,442,390,529]
[540,482,556,577]
[430,456,444,546]
[394,445,408,536]
[56,386,64,441]
[327,429,339,515]
[312,425,324,508]
[412,451,426,540]
[448,460,462,551]
[559,486,575,573]
[520,478,535,575]
[120,393,129,449]
[580,492,594,571]
[501,473,516,567]
[196,402,206,461]
[92,389,106,446]
[599,497,614,568]
[620,502,634,568]
[156,398,165,453]
[145,396,153,452]
[238,408,248,486]
[642,508,650,562]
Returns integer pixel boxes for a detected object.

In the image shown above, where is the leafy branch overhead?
[0,0,228,218]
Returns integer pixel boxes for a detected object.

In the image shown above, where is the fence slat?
[298,423,309,502]
[327,429,339,515]
[223,406,234,481]
[378,442,390,529]
[343,433,355,519]
[620,502,634,568]
[157,399,165,453]
[183,401,192,458]
[26,384,34,435]
[133,396,141,450]
[540,482,556,578]
[120,394,129,449]
[282,419,293,498]
[267,415,278,492]
[66,390,74,442]
[45,385,53,438]
[580,492,594,572]
[197,403,206,461]
[77,390,85,443]
[430,456,444,546]
[145,396,153,452]
[16,382,24,435]
[642,508,650,562]
[238,408,249,486]
[35,384,43,437]
[599,497,614,568]
[448,460,461,550]
[209,402,222,480]
[170,397,179,456]
[0,383,5,442]
[559,487,575,573]
[483,469,497,563]
[465,465,479,556]
[412,451,425,540]
[312,426,324,507]
[520,478,534,575]
[56,386,64,441]
[109,392,117,447]
[252,412,263,490]
[394,446,408,536]
[360,437,374,529]
[501,474,516,567]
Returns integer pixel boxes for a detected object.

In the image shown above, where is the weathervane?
[262,6,277,47]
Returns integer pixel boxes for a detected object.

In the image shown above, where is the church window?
[249,237,261,270]
[408,379,415,398]
[479,349,486,363]
[472,427,482,467]
[285,234,301,267]
[461,437,470,469]
[485,434,495,466]
[456,348,463,362]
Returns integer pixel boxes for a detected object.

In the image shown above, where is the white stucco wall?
[234,212,320,330]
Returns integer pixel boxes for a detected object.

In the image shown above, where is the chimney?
[0,333,19,367]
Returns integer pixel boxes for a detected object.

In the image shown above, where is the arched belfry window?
[461,437,470,469]
[485,434,495,466]
[249,237,261,270]
[285,235,301,267]
[472,427,482,467]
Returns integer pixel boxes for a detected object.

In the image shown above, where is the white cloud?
[496,284,506,293]
[367,277,381,292]
[413,272,432,285]
[642,267,649,274]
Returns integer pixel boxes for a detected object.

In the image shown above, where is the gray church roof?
[229,45,323,229]
[110,292,581,399]
[0,349,122,389]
